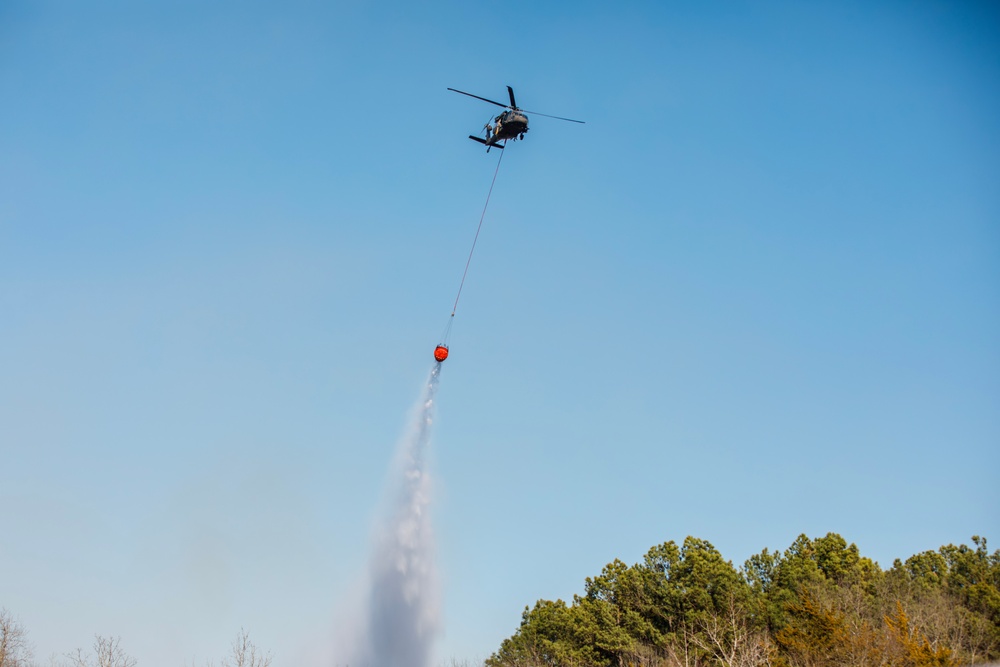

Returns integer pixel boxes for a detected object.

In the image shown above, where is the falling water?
[347,364,442,667]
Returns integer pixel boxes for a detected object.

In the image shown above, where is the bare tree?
[66,636,135,667]
[94,637,135,667]
[0,609,34,667]
[221,629,270,667]
[687,596,776,667]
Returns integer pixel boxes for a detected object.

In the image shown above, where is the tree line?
[4,534,997,666]
[485,533,999,667]
[0,618,270,667]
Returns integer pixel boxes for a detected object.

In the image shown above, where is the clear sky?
[1,1,998,665]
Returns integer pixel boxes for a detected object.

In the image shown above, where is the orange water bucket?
[433,345,449,362]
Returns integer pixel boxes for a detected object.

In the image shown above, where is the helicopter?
[448,86,584,152]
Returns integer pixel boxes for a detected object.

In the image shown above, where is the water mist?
[345,364,442,667]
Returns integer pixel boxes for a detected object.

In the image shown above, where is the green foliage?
[744,547,782,594]
[487,534,1000,667]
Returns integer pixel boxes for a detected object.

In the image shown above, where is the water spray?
[349,365,442,667]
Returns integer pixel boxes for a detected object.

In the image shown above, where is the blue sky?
[1,1,998,665]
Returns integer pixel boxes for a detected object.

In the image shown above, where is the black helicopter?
[448,86,584,152]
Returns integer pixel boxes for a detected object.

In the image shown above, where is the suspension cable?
[450,148,505,318]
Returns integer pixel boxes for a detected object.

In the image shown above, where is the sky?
[1,0,998,665]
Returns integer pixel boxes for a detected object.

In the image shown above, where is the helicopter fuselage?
[489,109,528,144]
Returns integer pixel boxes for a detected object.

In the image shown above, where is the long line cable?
[450,148,505,318]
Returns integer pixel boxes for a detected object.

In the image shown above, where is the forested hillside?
[486,534,999,667]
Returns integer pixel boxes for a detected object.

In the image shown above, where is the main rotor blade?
[447,88,510,109]
[507,86,517,109]
[518,108,586,124]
